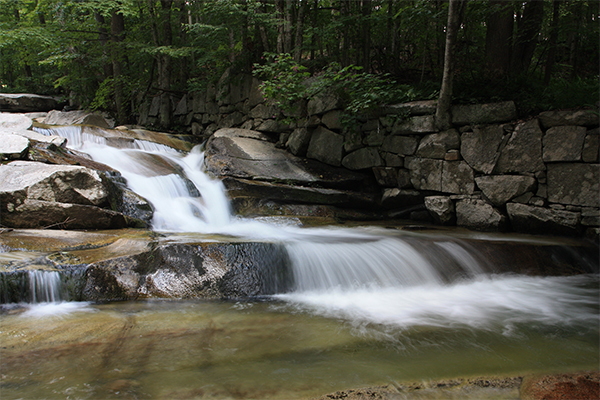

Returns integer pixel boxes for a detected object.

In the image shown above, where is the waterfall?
[28,270,62,303]
[31,125,599,330]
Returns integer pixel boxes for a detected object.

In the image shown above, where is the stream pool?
[2,274,598,400]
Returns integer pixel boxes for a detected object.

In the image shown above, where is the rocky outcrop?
[0,229,293,302]
[0,161,145,229]
[42,109,114,128]
[204,128,378,216]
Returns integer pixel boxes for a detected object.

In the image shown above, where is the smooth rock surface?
[507,202,581,236]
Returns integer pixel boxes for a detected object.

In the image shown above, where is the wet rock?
[0,199,130,230]
[547,163,599,208]
[507,202,581,236]
[451,101,517,125]
[475,175,537,207]
[222,177,377,209]
[495,119,545,174]
[425,196,455,225]
[543,126,587,162]
[520,371,600,400]
[456,198,507,232]
[460,124,506,174]
[0,161,110,206]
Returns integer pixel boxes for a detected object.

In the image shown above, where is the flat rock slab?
[0,94,62,112]
[0,113,33,132]
[205,128,375,191]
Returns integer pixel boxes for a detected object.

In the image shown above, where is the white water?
[32,126,599,330]
[28,270,61,303]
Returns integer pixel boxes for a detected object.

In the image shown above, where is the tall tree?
[511,0,544,76]
[435,0,466,130]
[485,0,513,76]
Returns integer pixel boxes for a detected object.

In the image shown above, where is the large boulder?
[425,196,455,225]
[456,198,508,232]
[0,93,62,112]
[204,128,378,211]
[507,203,581,236]
[495,119,545,174]
[475,175,537,207]
[0,161,143,229]
[43,110,114,128]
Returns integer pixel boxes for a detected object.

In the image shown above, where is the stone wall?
[139,74,599,238]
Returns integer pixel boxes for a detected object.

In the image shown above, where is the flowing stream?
[1,125,598,399]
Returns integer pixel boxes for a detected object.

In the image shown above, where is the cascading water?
[28,270,62,303]
[32,125,599,333]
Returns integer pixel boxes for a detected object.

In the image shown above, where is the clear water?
[10,125,597,399]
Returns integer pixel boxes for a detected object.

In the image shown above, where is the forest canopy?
[1,0,598,125]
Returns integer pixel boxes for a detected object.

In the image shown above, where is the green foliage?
[253,53,419,125]
[253,53,310,114]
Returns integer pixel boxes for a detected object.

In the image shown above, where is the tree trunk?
[294,0,307,62]
[361,0,371,72]
[158,0,173,128]
[485,0,513,76]
[276,0,285,53]
[511,1,543,76]
[544,0,560,84]
[435,0,466,131]
[284,0,293,54]
[111,10,127,124]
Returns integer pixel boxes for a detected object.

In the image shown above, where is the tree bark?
[284,0,293,54]
[435,0,466,131]
[544,0,560,84]
[111,10,127,124]
[361,0,372,72]
[294,0,307,62]
[485,0,513,77]
[276,0,285,53]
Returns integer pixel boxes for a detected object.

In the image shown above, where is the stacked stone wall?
[139,74,599,238]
